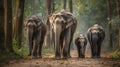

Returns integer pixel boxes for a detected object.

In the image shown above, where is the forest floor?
[1,50,120,67]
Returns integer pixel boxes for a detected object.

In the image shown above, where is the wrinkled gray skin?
[25,16,46,59]
[47,10,77,60]
[87,24,105,58]
[75,34,87,58]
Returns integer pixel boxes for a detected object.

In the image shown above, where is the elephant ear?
[75,37,79,45]
[84,36,87,45]
[24,20,27,27]
[24,19,29,31]
[47,14,57,26]
[87,28,92,45]
[99,27,105,42]
[46,16,50,26]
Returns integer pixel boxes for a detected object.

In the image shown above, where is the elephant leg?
[55,34,61,60]
[37,41,43,58]
[68,24,77,58]
[92,42,97,58]
[32,39,39,59]
[60,38,63,58]
[68,38,72,58]
[28,41,33,56]
[83,45,86,58]
[76,45,80,58]
[92,33,98,58]
[37,30,45,58]
[27,29,34,56]
[97,42,102,58]
[63,29,71,59]
[90,44,94,58]
[94,44,98,58]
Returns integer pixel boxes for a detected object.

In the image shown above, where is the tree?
[116,0,120,47]
[69,0,73,13]
[17,0,25,47]
[4,0,14,52]
[107,0,113,49]
[0,0,5,52]
[63,0,67,9]
[13,0,25,48]
[45,0,55,47]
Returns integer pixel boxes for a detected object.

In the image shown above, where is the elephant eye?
[61,20,65,23]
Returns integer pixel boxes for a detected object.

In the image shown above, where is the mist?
[23,0,117,51]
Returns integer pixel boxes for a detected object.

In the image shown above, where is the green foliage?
[24,0,46,20]
[42,46,54,55]
[13,38,54,57]
[111,17,120,28]
[12,39,54,59]
[110,49,120,58]
[0,52,20,63]
[12,38,29,57]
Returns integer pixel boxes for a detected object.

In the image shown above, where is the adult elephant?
[24,15,46,59]
[75,34,87,58]
[87,24,105,58]
[46,9,77,60]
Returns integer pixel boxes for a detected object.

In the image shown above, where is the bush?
[110,49,120,58]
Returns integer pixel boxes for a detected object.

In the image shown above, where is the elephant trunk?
[80,41,85,58]
[53,23,62,60]
[92,32,99,57]
[27,23,35,56]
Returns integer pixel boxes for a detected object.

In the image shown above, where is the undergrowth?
[110,48,120,58]
[0,39,54,64]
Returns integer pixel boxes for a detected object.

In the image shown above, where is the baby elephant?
[75,34,87,58]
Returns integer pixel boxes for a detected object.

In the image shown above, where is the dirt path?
[1,50,120,67]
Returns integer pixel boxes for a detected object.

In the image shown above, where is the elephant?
[46,9,77,60]
[24,15,46,59]
[75,34,87,58]
[87,24,105,58]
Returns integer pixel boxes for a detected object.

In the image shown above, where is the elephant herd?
[24,9,105,60]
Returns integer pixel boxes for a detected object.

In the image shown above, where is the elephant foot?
[63,56,68,59]
[55,56,61,60]
[31,56,38,59]
[79,55,85,58]
[92,55,98,58]
[63,55,69,59]
[68,55,71,58]
[81,56,85,58]
[38,56,42,58]
[97,56,101,58]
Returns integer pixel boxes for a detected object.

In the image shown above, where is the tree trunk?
[116,0,120,48]
[0,0,5,52]
[63,0,66,9]
[31,0,35,15]
[46,0,51,15]
[4,0,14,52]
[68,0,75,49]
[118,27,120,48]
[45,0,52,47]
[17,0,25,48]
[51,0,55,13]
[106,0,113,49]
[69,0,73,13]
[13,0,25,48]
[116,0,120,18]
[13,0,19,42]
